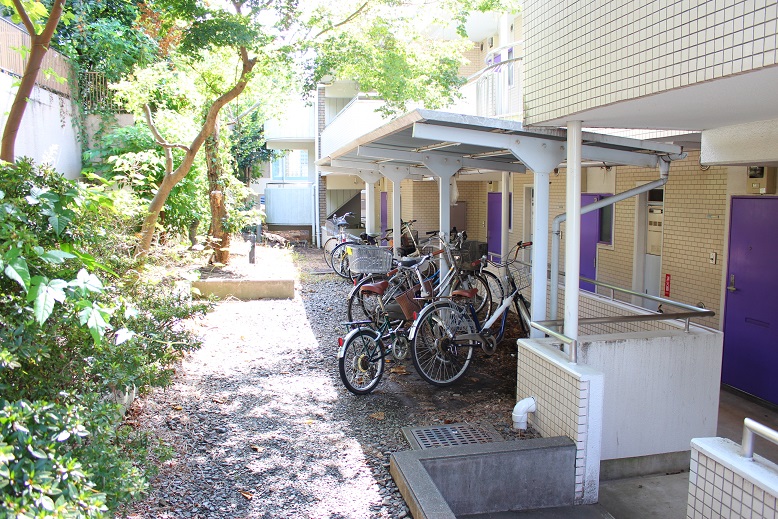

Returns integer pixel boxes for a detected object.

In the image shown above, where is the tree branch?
[314,2,369,39]
[11,0,35,36]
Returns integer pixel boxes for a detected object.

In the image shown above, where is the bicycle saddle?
[360,280,389,295]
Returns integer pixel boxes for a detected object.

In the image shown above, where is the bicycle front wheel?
[411,301,475,386]
[331,241,358,279]
[338,328,385,395]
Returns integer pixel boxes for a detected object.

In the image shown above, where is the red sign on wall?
[664,274,671,297]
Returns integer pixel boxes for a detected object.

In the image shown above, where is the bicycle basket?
[394,280,433,320]
[508,262,531,291]
[347,245,393,274]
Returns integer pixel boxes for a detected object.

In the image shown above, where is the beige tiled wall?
[517,345,591,502]
[511,151,726,330]
[689,440,778,519]
[523,0,778,125]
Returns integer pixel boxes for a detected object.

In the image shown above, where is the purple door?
[723,197,778,404]
[487,193,501,260]
[580,194,601,292]
[380,192,388,245]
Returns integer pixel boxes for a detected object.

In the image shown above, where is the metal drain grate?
[402,423,503,450]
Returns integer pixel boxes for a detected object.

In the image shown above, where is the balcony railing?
[472,57,523,120]
[0,17,71,97]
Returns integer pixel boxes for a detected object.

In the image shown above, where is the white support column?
[501,171,511,262]
[421,155,462,279]
[355,170,382,236]
[503,140,565,338]
[379,165,411,257]
[364,181,376,234]
[564,121,583,341]
[531,170,551,337]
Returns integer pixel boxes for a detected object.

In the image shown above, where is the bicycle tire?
[323,237,339,268]
[331,241,358,279]
[411,301,475,386]
[338,328,385,395]
[347,274,386,324]
[479,269,505,310]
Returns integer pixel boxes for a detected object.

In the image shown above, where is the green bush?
[0,160,209,517]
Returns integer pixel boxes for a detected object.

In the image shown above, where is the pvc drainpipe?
[512,397,536,430]
[549,158,672,321]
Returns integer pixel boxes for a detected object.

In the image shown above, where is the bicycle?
[337,279,417,395]
[408,241,533,387]
[323,212,355,270]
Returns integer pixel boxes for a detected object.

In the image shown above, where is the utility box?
[647,207,663,256]
[746,166,777,194]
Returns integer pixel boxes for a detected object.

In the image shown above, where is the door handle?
[727,274,737,292]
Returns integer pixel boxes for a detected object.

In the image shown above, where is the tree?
[119,0,511,256]
[0,0,66,163]
[228,104,278,185]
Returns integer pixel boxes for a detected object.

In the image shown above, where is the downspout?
[549,157,676,321]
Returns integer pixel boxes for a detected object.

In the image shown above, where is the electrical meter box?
[647,207,663,256]
[747,166,777,194]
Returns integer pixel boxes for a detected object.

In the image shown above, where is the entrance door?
[723,197,778,404]
[580,194,601,292]
[487,192,501,260]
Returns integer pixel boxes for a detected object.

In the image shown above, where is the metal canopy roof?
[317,109,684,177]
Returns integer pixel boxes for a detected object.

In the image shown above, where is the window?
[598,203,613,245]
[270,154,286,180]
[270,150,309,181]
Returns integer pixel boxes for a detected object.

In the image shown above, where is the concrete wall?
[320,98,388,158]
[580,326,722,461]
[523,0,778,126]
[516,339,604,505]
[0,73,81,178]
[689,437,778,518]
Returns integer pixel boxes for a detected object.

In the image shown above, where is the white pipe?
[549,158,673,320]
[512,397,537,430]
[365,180,376,234]
[564,121,582,340]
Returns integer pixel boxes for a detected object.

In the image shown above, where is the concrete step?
[459,504,615,518]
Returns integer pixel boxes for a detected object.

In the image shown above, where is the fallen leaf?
[369,412,385,421]
[171,404,182,410]
[280,371,290,375]
[444,419,454,424]
[389,366,409,375]
[304,419,316,424]
[468,377,479,383]
[239,491,253,500]
[212,398,225,404]
[249,444,264,453]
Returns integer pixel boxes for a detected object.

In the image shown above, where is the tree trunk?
[135,49,257,256]
[205,121,231,264]
[1,0,65,163]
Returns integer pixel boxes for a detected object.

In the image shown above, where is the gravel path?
[125,246,530,518]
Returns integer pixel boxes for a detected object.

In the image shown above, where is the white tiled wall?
[517,343,595,503]
[523,0,778,125]
[689,437,778,519]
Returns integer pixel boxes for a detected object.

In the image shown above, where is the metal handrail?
[741,418,778,460]
[553,274,715,332]
[516,293,578,363]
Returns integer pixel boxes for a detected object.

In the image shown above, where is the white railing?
[474,57,523,120]
[741,418,778,460]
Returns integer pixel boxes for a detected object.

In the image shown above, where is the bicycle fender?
[337,327,380,359]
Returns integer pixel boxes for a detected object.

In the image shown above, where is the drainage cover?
[402,423,503,450]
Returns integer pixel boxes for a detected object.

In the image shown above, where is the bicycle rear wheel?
[323,237,338,268]
[347,275,385,325]
[338,328,385,395]
[452,272,492,322]
[411,301,475,386]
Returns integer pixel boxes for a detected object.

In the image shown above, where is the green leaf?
[4,256,30,291]
[69,269,103,294]
[39,250,76,264]
[32,279,67,325]
[48,212,71,237]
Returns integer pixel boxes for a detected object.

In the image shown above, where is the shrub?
[0,160,208,516]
